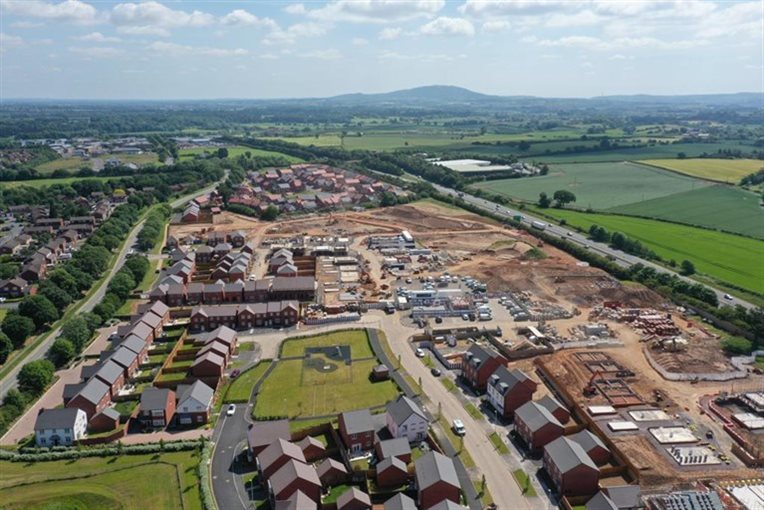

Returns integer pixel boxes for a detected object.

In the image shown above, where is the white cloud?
[11,21,45,29]
[379,27,402,40]
[292,0,444,23]
[262,22,327,45]
[378,50,465,62]
[545,10,601,27]
[0,33,24,51]
[297,49,342,60]
[460,0,575,17]
[352,37,369,45]
[220,9,278,29]
[529,35,705,51]
[110,1,215,35]
[481,20,509,32]
[420,17,474,37]
[73,31,120,43]
[146,41,248,57]
[69,46,124,58]
[1,0,100,25]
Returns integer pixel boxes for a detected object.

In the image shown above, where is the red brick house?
[316,458,348,487]
[139,387,176,428]
[569,430,610,466]
[376,456,408,488]
[514,401,564,453]
[88,407,120,433]
[0,278,30,298]
[338,409,375,454]
[337,487,371,510]
[198,340,229,362]
[110,347,140,379]
[258,439,307,479]
[67,378,111,419]
[93,360,126,398]
[296,436,325,463]
[375,437,412,464]
[461,344,507,392]
[268,460,321,503]
[191,352,226,378]
[248,419,290,457]
[486,366,538,420]
[537,395,570,424]
[415,451,460,509]
[543,436,600,496]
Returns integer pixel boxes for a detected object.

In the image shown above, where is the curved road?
[431,183,755,311]
[0,178,225,400]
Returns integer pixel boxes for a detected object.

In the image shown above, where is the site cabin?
[296,436,326,463]
[34,408,88,447]
[67,378,111,419]
[316,458,348,486]
[175,380,215,425]
[139,387,176,428]
[258,439,308,480]
[376,456,409,488]
[461,344,507,393]
[486,366,538,420]
[339,409,376,454]
[514,401,565,453]
[248,419,291,457]
[337,487,372,510]
[268,459,322,504]
[543,436,600,497]
[385,395,429,443]
[415,451,461,510]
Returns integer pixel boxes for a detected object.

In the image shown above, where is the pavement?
[0,177,225,401]
[430,183,754,311]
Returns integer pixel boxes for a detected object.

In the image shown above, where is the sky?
[0,0,762,100]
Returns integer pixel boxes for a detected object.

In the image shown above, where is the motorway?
[431,183,755,311]
[0,178,224,400]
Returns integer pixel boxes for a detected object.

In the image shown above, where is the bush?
[722,336,753,355]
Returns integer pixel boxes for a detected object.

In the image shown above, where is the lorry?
[531,220,547,230]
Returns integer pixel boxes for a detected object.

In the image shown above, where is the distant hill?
[329,85,497,104]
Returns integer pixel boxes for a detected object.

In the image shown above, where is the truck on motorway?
[513,214,523,222]
[531,220,547,230]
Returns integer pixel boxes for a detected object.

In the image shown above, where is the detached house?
[339,409,375,454]
[139,387,176,428]
[0,277,31,298]
[176,380,215,425]
[34,408,88,447]
[386,395,428,443]
[415,451,461,510]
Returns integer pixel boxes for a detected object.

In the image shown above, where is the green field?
[612,185,764,239]
[537,208,764,295]
[255,330,397,418]
[641,158,763,183]
[517,142,756,164]
[35,153,160,173]
[2,176,115,188]
[178,145,304,163]
[0,451,201,510]
[224,360,271,403]
[475,161,708,209]
[280,330,374,358]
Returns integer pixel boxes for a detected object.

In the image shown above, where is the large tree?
[1,313,35,348]
[18,295,59,328]
[680,259,696,276]
[0,331,12,364]
[49,338,76,368]
[18,359,55,394]
[60,317,92,350]
[553,190,577,207]
[538,192,551,208]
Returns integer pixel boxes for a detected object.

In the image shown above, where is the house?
[126,321,154,343]
[110,346,140,379]
[274,491,317,510]
[514,401,564,453]
[461,344,506,392]
[338,409,375,453]
[0,277,31,298]
[138,312,164,339]
[144,300,171,324]
[376,456,408,488]
[191,352,226,378]
[375,437,412,463]
[120,335,148,361]
[67,378,111,419]
[199,340,230,361]
[486,366,537,420]
[316,458,348,486]
[248,419,290,456]
[384,494,417,510]
[276,263,298,277]
[20,258,46,282]
[176,380,215,426]
[139,387,176,428]
[196,244,214,263]
[587,492,619,510]
[34,408,88,446]
[62,382,86,406]
[88,407,120,433]
[386,395,428,443]
[543,436,599,496]
[93,360,126,398]
[337,487,371,510]
[230,231,246,247]
[537,395,570,424]
[427,502,469,510]
[269,276,315,301]
[415,451,461,509]
[258,439,307,479]
[569,430,610,465]
[201,325,237,354]
[296,435,325,462]
[594,486,642,510]
[268,460,321,503]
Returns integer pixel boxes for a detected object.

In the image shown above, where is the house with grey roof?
[34,408,87,446]
[176,380,214,425]
[375,437,412,463]
[415,451,461,509]
[248,419,290,456]
[93,360,126,398]
[569,430,610,465]
[427,501,469,510]
[543,436,599,496]
[273,490,316,510]
[258,439,307,479]
[139,387,176,428]
[339,409,375,453]
[386,395,428,443]
[110,346,139,379]
[486,366,537,420]
[537,394,570,424]
[599,486,642,510]
[384,493,417,510]
[316,458,347,486]
[337,487,371,510]
[376,456,408,489]
[67,378,111,419]
[120,334,148,360]
[268,460,321,503]
[514,400,564,453]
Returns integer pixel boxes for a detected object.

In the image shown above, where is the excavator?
[583,370,602,397]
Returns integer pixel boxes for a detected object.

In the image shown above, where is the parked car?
[452,419,466,436]
[230,369,241,379]
[226,404,236,416]
[431,368,442,377]
[435,317,443,324]
[723,294,733,301]
[462,313,469,321]
[415,348,425,358]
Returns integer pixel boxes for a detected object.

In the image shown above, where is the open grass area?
[473,479,495,507]
[254,358,399,418]
[280,330,373,358]
[464,403,484,421]
[488,432,510,454]
[3,176,114,188]
[475,161,708,210]
[440,378,457,392]
[611,185,764,239]
[511,469,538,497]
[224,360,271,403]
[0,451,202,510]
[35,152,160,173]
[179,145,304,163]
[538,208,764,296]
[641,158,763,183]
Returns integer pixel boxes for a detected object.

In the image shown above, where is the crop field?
[536,208,764,295]
[3,176,115,188]
[640,158,763,183]
[35,152,160,173]
[612,185,764,239]
[0,451,201,510]
[474,161,708,209]
[280,330,373,358]
[178,145,303,163]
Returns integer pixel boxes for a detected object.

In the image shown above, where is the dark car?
[230,369,241,379]
[435,317,443,324]
[431,368,442,377]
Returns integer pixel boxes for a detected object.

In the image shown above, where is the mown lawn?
[280,330,373,359]
[488,432,510,454]
[0,451,202,510]
[224,361,271,403]
[511,469,538,497]
[254,358,399,418]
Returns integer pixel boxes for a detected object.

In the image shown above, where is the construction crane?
[584,370,602,397]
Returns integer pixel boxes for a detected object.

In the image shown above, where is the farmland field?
[2,176,115,188]
[0,451,202,510]
[35,152,160,173]
[178,145,304,163]
[612,185,764,239]
[474,161,708,209]
[640,158,763,183]
[535,209,764,295]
